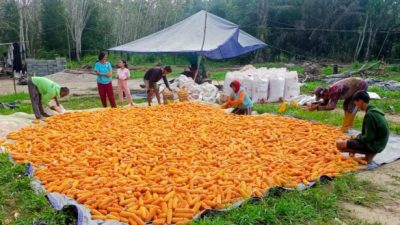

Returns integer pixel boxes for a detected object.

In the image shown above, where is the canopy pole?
[195,9,208,83]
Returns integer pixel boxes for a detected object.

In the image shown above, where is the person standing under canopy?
[306,77,368,133]
[144,66,172,106]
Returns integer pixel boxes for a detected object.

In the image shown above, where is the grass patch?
[253,103,400,135]
[333,175,383,206]
[0,92,31,115]
[0,93,148,116]
[0,154,75,224]
[62,96,147,109]
[210,71,226,81]
[194,174,383,225]
[254,103,363,129]
[61,96,103,110]
[367,86,400,114]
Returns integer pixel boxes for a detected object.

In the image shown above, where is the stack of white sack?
[224,66,300,103]
[159,75,219,103]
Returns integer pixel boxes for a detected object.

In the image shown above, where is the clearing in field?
[4,102,366,224]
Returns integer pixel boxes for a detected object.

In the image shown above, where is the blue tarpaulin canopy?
[109,10,267,60]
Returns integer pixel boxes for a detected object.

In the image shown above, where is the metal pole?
[194,8,208,83]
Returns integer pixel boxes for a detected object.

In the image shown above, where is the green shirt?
[31,77,61,103]
[357,105,389,153]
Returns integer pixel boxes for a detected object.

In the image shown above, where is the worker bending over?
[307,77,367,132]
[336,91,389,164]
[144,66,172,106]
[222,80,253,115]
[28,77,69,119]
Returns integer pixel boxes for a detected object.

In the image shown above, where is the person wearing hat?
[222,80,253,115]
[307,77,367,132]
[144,66,172,106]
[28,77,69,119]
[336,91,389,165]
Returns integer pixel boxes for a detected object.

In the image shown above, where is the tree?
[0,0,20,43]
[64,0,95,61]
[41,0,68,56]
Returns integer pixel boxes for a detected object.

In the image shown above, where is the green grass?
[210,71,227,81]
[61,96,103,109]
[193,175,383,225]
[321,66,347,76]
[254,81,400,134]
[0,93,32,115]
[254,102,400,135]
[300,80,324,94]
[0,154,76,225]
[367,86,400,114]
[254,103,363,129]
[0,93,148,116]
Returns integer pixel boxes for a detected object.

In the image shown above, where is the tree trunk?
[65,0,94,61]
[354,14,368,61]
[255,0,268,63]
[67,27,71,61]
[18,5,24,59]
[364,24,377,62]
[76,34,81,61]
[377,29,390,59]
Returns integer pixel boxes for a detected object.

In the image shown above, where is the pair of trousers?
[28,79,46,119]
[97,82,116,108]
[232,107,252,115]
[117,79,132,104]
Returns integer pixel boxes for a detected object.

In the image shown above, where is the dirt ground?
[0,72,145,96]
[341,160,400,225]
[0,72,225,96]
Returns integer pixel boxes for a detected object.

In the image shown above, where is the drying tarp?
[109,10,266,60]
[2,112,400,225]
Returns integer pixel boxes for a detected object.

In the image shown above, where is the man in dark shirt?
[144,66,172,106]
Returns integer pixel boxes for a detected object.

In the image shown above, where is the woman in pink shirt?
[117,59,133,106]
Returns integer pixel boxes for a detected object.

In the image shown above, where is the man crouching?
[336,91,389,164]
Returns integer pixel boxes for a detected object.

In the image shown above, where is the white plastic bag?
[224,72,238,94]
[200,83,219,103]
[283,71,300,100]
[239,74,254,99]
[252,75,269,103]
[240,65,256,72]
[177,75,194,89]
[185,83,202,100]
[45,99,66,115]
[268,75,285,102]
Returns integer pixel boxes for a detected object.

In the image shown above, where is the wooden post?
[333,64,338,74]
[13,71,17,94]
